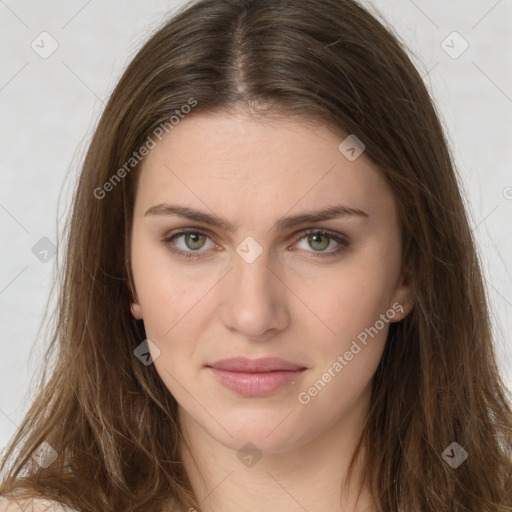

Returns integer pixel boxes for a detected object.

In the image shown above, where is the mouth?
[206,357,307,397]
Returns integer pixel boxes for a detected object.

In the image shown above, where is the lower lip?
[208,367,305,396]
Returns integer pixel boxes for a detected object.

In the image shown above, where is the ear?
[131,301,143,320]
[389,267,414,323]
[128,276,143,320]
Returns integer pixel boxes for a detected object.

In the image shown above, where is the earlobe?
[131,302,143,320]
[390,296,414,322]
[390,269,414,322]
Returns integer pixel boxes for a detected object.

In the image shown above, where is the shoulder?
[0,496,79,512]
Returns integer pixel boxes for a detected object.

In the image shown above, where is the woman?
[1,0,511,510]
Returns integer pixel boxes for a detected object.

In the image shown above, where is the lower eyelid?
[292,237,348,259]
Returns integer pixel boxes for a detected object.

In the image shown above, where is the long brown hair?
[1,0,511,510]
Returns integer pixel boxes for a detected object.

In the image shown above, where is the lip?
[206,357,307,396]
[208,357,305,372]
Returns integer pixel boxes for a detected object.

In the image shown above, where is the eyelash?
[162,228,349,260]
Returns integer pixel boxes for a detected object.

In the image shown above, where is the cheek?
[301,257,399,346]
[293,243,401,400]
[130,254,209,396]
[324,276,393,342]
[294,278,391,397]
[292,269,394,425]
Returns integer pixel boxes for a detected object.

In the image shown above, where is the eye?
[163,229,217,259]
[292,229,349,259]
[162,228,349,260]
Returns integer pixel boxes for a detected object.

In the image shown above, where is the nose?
[219,246,290,340]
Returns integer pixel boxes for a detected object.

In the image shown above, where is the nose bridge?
[232,240,278,305]
[220,239,289,337]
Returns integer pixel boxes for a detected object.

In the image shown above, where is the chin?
[203,412,309,455]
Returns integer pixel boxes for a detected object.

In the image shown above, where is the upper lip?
[207,357,306,372]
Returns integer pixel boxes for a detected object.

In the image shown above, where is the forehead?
[134,110,395,225]
[142,110,351,175]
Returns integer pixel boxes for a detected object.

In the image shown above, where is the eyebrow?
[144,203,369,231]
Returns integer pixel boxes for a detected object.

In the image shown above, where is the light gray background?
[1,0,511,453]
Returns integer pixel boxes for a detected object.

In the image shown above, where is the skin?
[130,108,413,512]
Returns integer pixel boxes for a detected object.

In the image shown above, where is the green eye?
[163,228,349,260]
[182,232,208,250]
[164,229,215,258]
[307,233,331,251]
[294,229,348,258]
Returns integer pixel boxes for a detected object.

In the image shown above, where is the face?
[129,108,412,454]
